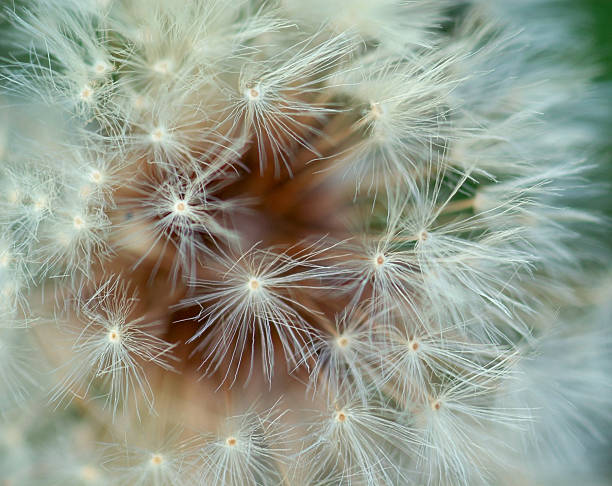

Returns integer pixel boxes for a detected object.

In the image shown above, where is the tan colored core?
[151,454,163,465]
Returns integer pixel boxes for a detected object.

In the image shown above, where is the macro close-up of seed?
[0,1,611,485]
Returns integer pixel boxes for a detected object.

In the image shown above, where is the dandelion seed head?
[1,1,608,484]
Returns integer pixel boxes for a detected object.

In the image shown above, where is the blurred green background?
[584,0,612,80]
[582,0,612,223]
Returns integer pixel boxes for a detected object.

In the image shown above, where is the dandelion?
[0,0,610,484]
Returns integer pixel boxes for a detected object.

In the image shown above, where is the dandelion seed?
[108,329,120,342]
[223,32,357,174]
[302,399,419,485]
[103,427,202,486]
[374,253,385,267]
[7,189,20,205]
[48,277,177,417]
[33,195,48,212]
[173,200,187,213]
[197,404,290,486]
[244,86,262,102]
[0,250,10,268]
[306,308,380,403]
[131,93,148,111]
[183,242,338,385]
[79,465,100,481]
[73,215,86,229]
[36,206,111,280]
[117,171,240,284]
[336,336,349,348]
[412,360,530,486]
